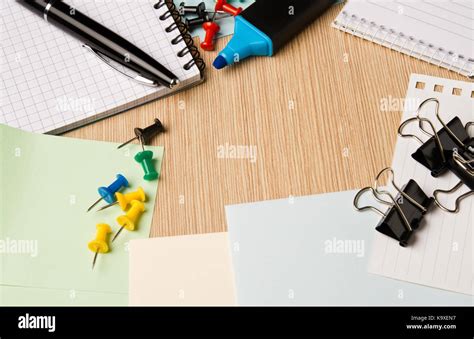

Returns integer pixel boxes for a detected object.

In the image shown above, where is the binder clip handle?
[374,167,428,214]
[434,181,474,213]
[353,167,433,247]
[353,186,386,216]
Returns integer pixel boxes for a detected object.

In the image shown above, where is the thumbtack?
[88,223,112,270]
[180,1,207,17]
[97,187,147,212]
[185,15,209,29]
[113,200,145,242]
[117,118,165,149]
[135,150,159,181]
[87,174,129,212]
[215,0,242,16]
[184,12,231,29]
[201,21,220,51]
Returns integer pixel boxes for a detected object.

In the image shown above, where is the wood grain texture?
[66,4,465,237]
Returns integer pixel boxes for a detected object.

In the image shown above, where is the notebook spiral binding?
[154,0,206,73]
[337,11,474,79]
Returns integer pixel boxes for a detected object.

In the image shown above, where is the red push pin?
[215,0,242,16]
[200,21,220,51]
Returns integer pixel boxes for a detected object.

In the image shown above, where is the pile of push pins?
[179,0,243,51]
[87,118,165,269]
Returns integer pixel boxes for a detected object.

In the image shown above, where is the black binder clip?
[353,167,434,247]
[398,98,473,213]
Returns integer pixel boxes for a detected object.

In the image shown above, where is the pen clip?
[82,44,158,87]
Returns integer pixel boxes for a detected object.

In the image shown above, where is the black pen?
[17,0,180,88]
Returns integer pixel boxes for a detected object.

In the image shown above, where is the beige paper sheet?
[129,232,236,306]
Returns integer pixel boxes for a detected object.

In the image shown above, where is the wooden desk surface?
[66,4,465,238]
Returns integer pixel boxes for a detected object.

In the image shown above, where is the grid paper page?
[333,0,474,78]
[0,0,200,134]
[368,74,473,295]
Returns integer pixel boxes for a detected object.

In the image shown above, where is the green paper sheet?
[0,285,127,306]
[0,124,163,305]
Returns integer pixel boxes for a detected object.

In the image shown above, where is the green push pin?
[134,150,158,181]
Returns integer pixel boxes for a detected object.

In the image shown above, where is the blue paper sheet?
[225,190,473,305]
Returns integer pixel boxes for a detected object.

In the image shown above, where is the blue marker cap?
[213,16,272,69]
[98,174,129,204]
[213,0,336,69]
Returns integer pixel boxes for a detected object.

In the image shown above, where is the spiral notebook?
[369,74,473,295]
[0,0,204,134]
[332,0,474,78]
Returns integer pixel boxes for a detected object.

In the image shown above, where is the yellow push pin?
[88,223,112,270]
[97,187,147,212]
[112,200,145,242]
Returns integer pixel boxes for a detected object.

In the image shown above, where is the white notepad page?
[368,74,473,295]
[333,0,474,78]
[0,0,201,134]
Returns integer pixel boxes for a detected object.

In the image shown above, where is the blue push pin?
[86,174,129,212]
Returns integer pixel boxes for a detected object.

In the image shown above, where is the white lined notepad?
[0,0,202,134]
[333,0,474,78]
[368,74,473,295]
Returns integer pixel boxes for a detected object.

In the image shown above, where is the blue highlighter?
[213,0,336,69]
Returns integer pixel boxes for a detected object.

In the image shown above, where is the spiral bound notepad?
[0,0,204,134]
[333,0,474,78]
[369,74,473,296]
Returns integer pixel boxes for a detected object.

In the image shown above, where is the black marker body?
[242,0,336,53]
